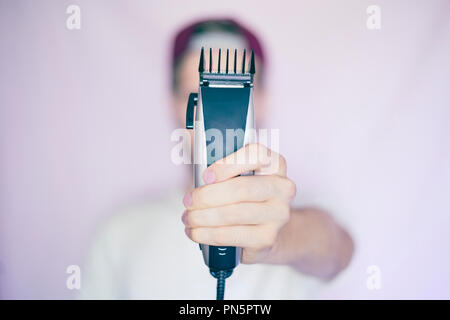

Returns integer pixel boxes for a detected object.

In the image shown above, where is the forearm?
[265,207,354,280]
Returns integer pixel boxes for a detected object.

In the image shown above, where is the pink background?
[1,0,449,299]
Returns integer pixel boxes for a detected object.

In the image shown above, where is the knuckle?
[277,203,291,224]
[258,227,278,249]
[256,144,271,166]
[267,228,279,245]
[272,175,287,191]
[261,150,285,175]
[248,142,260,153]
[278,154,287,171]
[246,143,260,165]
[282,178,297,200]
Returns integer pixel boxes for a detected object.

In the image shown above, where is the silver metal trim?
[194,90,210,265]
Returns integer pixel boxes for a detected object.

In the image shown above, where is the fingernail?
[184,227,190,237]
[203,170,216,184]
[183,192,191,207]
[181,211,187,224]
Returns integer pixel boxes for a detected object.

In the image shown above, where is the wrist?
[260,211,307,266]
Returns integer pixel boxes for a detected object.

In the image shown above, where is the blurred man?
[80,19,353,299]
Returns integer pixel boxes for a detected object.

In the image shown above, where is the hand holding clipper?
[184,47,296,300]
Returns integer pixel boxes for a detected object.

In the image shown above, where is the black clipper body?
[186,48,256,284]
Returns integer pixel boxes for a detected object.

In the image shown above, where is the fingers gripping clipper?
[185,48,256,299]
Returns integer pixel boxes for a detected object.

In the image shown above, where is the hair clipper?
[185,48,256,299]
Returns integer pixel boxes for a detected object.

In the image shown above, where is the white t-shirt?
[79,189,322,299]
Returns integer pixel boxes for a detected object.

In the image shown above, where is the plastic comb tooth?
[217,48,221,73]
[209,48,213,72]
[241,49,246,73]
[226,49,229,74]
[249,50,255,74]
[198,47,205,73]
[233,49,237,73]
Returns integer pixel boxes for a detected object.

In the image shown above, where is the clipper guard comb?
[186,48,257,277]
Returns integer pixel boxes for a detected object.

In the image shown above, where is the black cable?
[216,270,226,300]
[211,269,233,300]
